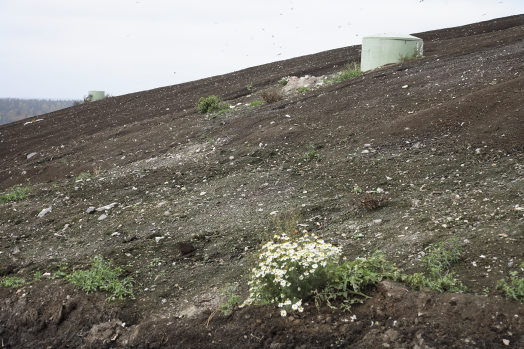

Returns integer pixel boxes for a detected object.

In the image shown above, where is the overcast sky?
[1,0,522,100]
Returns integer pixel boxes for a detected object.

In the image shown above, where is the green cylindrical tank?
[88,91,105,101]
[360,33,423,72]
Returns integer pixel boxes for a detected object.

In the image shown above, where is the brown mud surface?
[1,14,524,348]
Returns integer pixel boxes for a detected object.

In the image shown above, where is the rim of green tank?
[363,33,422,41]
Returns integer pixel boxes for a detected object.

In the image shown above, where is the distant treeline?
[0,98,77,125]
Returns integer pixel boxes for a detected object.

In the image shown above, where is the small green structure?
[88,91,105,101]
[360,33,423,72]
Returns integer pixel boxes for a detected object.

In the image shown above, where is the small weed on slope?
[218,283,241,314]
[195,95,230,114]
[67,255,135,301]
[325,62,363,85]
[1,276,26,289]
[303,145,321,162]
[497,262,524,301]
[314,251,403,311]
[405,238,467,293]
[0,184,31,203]
[249,100,264,107]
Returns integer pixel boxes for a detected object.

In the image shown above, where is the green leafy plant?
[297,87,310,94]
[303,145,321,162]
[313,251,403,311]
[76,172,94,181]
[246,83,253,90]
[497,262,524,301]
[33,271,43,281]
[67,255,135,301]
[352,187,362,194]
[195,95,230,114]
[1,276,26,289]
[0,184,31,203]
[218,283,241,314]
[279,77,290,86]
[327,62,363,84]
[249,100,264,107]
[50,262,69,279]
[149,257,161,268]
[240,233,341,316]
[405,238,467,293]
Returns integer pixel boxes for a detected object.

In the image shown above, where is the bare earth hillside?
[1,14,524,348]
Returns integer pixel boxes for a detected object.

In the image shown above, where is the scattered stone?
[155,237,164,243]
[502,339,510,346]
[96,203,118,212]
[86,207,96,214]
[373,219,383,225]
[27,152,37,159]
[402,85,409,88]
[361,149,369,154]
[111,232,120,236]
[38,206,52,217]
[12,246,20,254]
[164,211,171,216]
[98,214,107,221]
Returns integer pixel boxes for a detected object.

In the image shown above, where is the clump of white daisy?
[239,232,341,316]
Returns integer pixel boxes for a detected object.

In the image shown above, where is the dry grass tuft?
[353,193,391,211]
[261,89,282,104]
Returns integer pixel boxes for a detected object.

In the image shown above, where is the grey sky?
[1,0,522,100]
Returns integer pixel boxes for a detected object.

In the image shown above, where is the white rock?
[98,214,107,221]
[111,232,120,236]
[155,237,164,243]
[27,152,37,159]
[96,203,118,212]
[361,150,369,154]
[38,206,52,217]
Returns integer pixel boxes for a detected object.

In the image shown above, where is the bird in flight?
[277,53,281,56]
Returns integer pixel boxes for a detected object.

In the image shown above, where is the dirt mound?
[2,280,522,348]
[1,14,524,348]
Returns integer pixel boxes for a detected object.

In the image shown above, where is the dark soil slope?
[0,14,524,349]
